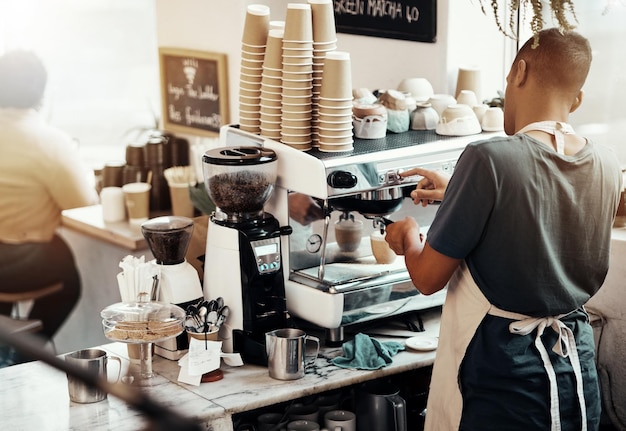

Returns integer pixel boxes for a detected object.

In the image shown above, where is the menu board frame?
[333,0,437,43]
[159,47,230,137]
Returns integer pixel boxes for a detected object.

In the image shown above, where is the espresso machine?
[202,146,292,365]
[218,126,489,344]
[141,216,204,359]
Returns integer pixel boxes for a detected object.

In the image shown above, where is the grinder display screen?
[251,238,281,274]
[255,243,277,256]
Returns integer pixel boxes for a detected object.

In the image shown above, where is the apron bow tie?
[508,315,587,431]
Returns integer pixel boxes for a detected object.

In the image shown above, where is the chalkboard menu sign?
[159,48,229,136]
[333,0,436,43]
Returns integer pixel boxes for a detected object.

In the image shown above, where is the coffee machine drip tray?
[292,257,410,293]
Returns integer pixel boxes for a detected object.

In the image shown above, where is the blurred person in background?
[0,50,98,354]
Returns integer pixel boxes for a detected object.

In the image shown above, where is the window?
[0,0,160,168]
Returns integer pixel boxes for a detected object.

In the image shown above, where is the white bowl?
[436,104,481,136]
[397,78,434,102]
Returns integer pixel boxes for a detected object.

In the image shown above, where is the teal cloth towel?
[331,333,405,370]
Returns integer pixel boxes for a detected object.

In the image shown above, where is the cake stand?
[101,301,185,386]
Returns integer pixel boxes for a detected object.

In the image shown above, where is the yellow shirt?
[0,108,99,243]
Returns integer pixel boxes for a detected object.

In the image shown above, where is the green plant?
[478,0,578,47]
[483,90,505,109]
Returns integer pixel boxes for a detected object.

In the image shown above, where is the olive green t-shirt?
[427,134,622,316]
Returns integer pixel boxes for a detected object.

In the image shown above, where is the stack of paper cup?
[309,0,338,146]
[240,4,270,134]
[280,3,314,151]
[317,51,354,152]
[260,29,284,140]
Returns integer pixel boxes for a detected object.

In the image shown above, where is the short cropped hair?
[0,50,47,109]
[514,28,592,95]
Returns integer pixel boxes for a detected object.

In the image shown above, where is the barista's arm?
[288,193,325,225]
[385,216,460,295]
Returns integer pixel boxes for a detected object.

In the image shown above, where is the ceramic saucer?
[405,336,438,352]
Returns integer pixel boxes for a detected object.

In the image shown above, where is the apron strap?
[488,306,587,431]
[516,121,575,155]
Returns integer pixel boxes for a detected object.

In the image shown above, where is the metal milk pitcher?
[265,328,320,380]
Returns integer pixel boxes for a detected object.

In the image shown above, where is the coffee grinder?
[202,146,291,365]
[141,216,204,360]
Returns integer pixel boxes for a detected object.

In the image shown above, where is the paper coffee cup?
[122,182,151,225]
[370,231,396,264]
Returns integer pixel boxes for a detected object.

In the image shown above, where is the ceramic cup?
[258,412,289,431]
[287,404,320,422]
[427,94,457,117]
[100,187,126,222]
[481,107,504,131]
[287,420,320,431]
[456,89,478,107]
[335,218,363,252]
[324,410,356,431]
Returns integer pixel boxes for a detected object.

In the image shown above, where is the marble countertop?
[0,309,441,431]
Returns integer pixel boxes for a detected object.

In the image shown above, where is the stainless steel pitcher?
[265,328,320,380]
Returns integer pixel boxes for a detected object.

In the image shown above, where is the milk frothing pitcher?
[266,328,320,380]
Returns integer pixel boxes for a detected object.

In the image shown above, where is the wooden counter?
[61,205,149,251]
[0,309,441,431]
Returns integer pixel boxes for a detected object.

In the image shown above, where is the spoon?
[216,306,230,328]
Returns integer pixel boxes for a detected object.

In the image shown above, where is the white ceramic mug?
[100,187,126,223]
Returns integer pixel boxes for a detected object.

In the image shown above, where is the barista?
[0,50,99,347]
[384,29,622,430]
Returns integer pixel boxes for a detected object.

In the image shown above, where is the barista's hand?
[384,216,424,256]
[401,167,451,207]
[288,193,325,226]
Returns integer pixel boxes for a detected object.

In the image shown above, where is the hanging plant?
[478,0,578,47]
